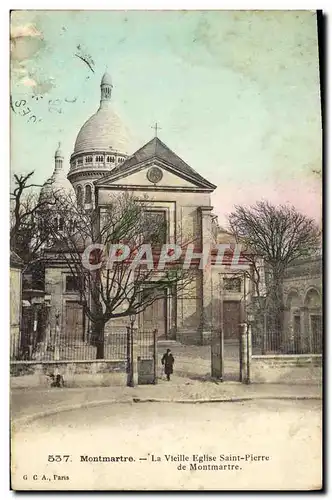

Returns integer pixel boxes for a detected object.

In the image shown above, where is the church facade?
[39,73,251,347]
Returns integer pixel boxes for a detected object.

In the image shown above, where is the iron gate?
[137,329,157,385]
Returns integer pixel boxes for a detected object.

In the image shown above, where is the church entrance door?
[142,289,167,338]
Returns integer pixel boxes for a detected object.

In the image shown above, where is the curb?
[12,398,134,428]
[12,394,322,428]
[133,395,322,404]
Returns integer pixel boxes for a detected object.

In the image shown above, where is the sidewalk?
[11,375,322,426]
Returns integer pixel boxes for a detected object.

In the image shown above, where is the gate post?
[247,323,252,384]
[240,323,248,383]
[132,327,139,386]
[153,328,158,384]
[126,326,133,387]
[240,322,252,384]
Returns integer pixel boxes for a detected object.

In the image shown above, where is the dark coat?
[161,352,175,375]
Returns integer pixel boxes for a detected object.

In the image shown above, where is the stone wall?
[251,354,322,384]
[10,360,126,388]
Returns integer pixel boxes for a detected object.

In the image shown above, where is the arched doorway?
[304,289,322,354]
[285,291,301,353]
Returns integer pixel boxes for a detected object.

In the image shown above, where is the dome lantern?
[55,141,63,159]
[100,71,113,106]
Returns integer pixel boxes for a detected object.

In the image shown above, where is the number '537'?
[48,455,70,462]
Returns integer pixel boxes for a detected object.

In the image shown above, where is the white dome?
[39,175,53,203]
[39,171,75,203]
[73,72,130,155]
[73,105,130,155]
[39,148,75,204]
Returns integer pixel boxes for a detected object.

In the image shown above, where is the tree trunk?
[267,271,283,351]
[95,321,105,359]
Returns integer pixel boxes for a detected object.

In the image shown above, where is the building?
[282,255,322,353]
[36,72,252,348]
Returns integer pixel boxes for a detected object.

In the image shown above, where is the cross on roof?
[151,122,162,137]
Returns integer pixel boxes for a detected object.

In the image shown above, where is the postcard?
[10,9,322,491]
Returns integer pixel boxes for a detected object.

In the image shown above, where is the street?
[11,398,322,491]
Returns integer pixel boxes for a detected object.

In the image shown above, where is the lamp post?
[246,312,254,384]
[54,310,60,361]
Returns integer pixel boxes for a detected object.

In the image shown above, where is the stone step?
[157,339,180,347]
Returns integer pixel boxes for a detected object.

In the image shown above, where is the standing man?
[161,348,175,381]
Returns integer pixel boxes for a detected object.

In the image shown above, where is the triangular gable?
[105,160,205,189]
[95,137,216,191]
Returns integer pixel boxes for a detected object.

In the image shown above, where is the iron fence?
[251,325,322,355]
[11,330,128,362]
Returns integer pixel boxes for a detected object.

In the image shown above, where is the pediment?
[96,159,214,191]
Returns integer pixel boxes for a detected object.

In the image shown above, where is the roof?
[10,251,24,268]
[101,71,113,86]
[96,137,216,189]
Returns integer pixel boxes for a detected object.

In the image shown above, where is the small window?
[76,186,83,206]
[85,185,92,204]
[223,278,241,292]
[85,156,93,163]
[59,217,64,231]
[106,156,115,163]
[77,158,83,165]
[143,211,167,245]
[65,276,79,292]
[96,155,103,163]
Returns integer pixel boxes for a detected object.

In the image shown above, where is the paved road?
[11,399,322,491]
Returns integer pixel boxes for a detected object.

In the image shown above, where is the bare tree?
[10,171,55,270]
[49,192,192,359]
[228,201,321,351]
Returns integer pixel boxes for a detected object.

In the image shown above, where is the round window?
[147,166,163,184]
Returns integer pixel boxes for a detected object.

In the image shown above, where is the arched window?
[85,185,92,204]
[85,156,93,163]
[76,186,83,206]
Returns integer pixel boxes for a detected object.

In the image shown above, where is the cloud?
[10,23,43,39]
[21,77,37,87]
[10,21,47,91]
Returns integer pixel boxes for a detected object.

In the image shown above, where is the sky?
[10,10,322,226]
